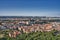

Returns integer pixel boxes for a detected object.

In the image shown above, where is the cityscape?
[0,0,60,40]
[0,16,60,40]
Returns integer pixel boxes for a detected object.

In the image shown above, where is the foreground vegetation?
[0,30,60,40]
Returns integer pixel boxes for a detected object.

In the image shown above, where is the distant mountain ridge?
[0,16,60,18]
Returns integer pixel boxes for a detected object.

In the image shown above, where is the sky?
[0,0,60,17]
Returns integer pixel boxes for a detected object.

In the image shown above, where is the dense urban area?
[0,16,60,40]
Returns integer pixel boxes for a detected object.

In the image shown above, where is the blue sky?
[0,0,60,16]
